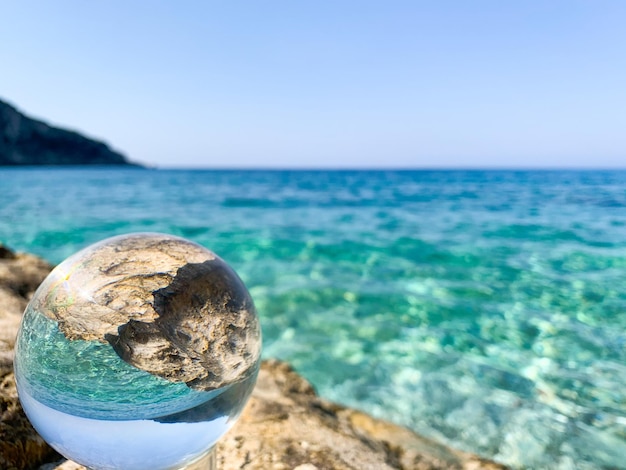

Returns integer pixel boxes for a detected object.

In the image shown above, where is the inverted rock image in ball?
[13,233,262,470]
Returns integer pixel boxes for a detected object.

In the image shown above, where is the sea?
[1,168,625,469]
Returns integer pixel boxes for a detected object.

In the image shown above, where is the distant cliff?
[0,99,135,166]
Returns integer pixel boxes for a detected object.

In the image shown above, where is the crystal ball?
[14,233,262,470]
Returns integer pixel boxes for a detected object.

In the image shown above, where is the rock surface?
[31,233,260,391]
[0,245,59,470]
[0,244,508,470]
[0,99,135,166]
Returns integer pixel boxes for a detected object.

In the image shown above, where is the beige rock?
[33,235,215,342]
[0,245,508,470]
[0,247,59,470]
[30,233,261,391]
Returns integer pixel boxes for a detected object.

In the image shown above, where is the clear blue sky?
[1,1,625,168]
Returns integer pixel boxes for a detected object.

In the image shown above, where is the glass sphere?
[14,233,262,470]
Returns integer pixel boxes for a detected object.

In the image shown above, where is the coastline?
[0,244,506,470]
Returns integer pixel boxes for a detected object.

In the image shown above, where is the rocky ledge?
[0,99,136,166]
[0,244,507,470]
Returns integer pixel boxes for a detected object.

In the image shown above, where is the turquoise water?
[2,168,626,468]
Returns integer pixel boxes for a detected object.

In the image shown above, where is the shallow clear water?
[2,168,626,468]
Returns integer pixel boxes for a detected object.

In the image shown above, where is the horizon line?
[3,164,626,172]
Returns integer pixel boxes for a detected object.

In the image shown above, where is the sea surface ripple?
[1,168,625,469]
